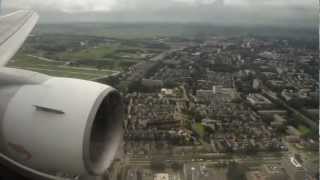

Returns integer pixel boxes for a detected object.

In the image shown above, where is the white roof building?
[154,173,169,180]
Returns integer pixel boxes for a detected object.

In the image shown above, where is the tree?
[171,162,183,172]
[227,162,248,180]
[150,160,165,171]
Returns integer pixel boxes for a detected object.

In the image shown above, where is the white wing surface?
[0,10,38,66]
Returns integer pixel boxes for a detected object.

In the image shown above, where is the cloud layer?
[4,0,316,12]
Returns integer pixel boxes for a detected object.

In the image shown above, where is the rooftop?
[154,173,169,180]
[290,157,302,168]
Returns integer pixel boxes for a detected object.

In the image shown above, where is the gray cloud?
[2,0,317,25]
[3,0,316,12]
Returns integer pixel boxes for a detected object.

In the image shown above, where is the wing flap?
[0,10,39,67]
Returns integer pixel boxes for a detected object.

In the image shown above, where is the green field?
[193,123,206,138]
[60,46,115,60]
[22,34,158,71]
[8,55,115,80]
[59,46,144,62]
[298,125,311,136]
[9,54,62,67]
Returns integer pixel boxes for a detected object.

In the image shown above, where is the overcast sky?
[4,0,316,12]
[2,0,317,24]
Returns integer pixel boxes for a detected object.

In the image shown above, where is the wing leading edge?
[0,10,39,67]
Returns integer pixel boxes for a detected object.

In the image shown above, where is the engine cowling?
[0,68,123,178]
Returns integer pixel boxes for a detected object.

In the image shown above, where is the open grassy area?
[60,47,145,71]
[22,68,104,80]
[8,54,62,66]
[60,46,116,61]
[58,46,144,69]
[298,125,311,136]
[24,38,151,70]
[193,123,206,138]
[8,54,115,80]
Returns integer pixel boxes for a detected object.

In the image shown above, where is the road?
[27,55,58,63]
[125,151,288,166]
[28,54,120,73]
[23,67,105,77]
[261,85,317,130]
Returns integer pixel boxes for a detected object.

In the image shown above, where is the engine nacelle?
[0,68,123,178]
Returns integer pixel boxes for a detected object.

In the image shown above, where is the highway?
[124,151,288,167]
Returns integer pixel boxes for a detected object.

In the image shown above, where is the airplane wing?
[0,9,123,179]
[0,10,39,67]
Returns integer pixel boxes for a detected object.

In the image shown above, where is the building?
[184,164,200,180]
[141,79,164,88]
[213,86,238,101]
[253,79,261,90]
[270,114,287,128]
[126,168,141,180]
[262,164,287,180]
[247,93,273,109]
[154,173,169,180]
[258,110,287,119]
[268,80,286,88]
[282,157,306,180]
[259,51,280,60]
[287,126,302,137]
[247,165,288,180]
[246,171,266,180]
[196,89,213,102]
[281,89,298,101]
[160,88,174,96]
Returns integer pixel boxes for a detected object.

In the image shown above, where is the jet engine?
[0,68,123,178]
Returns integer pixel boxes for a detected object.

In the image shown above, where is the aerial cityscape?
[8,22,318,180]
[0,0,318,179]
